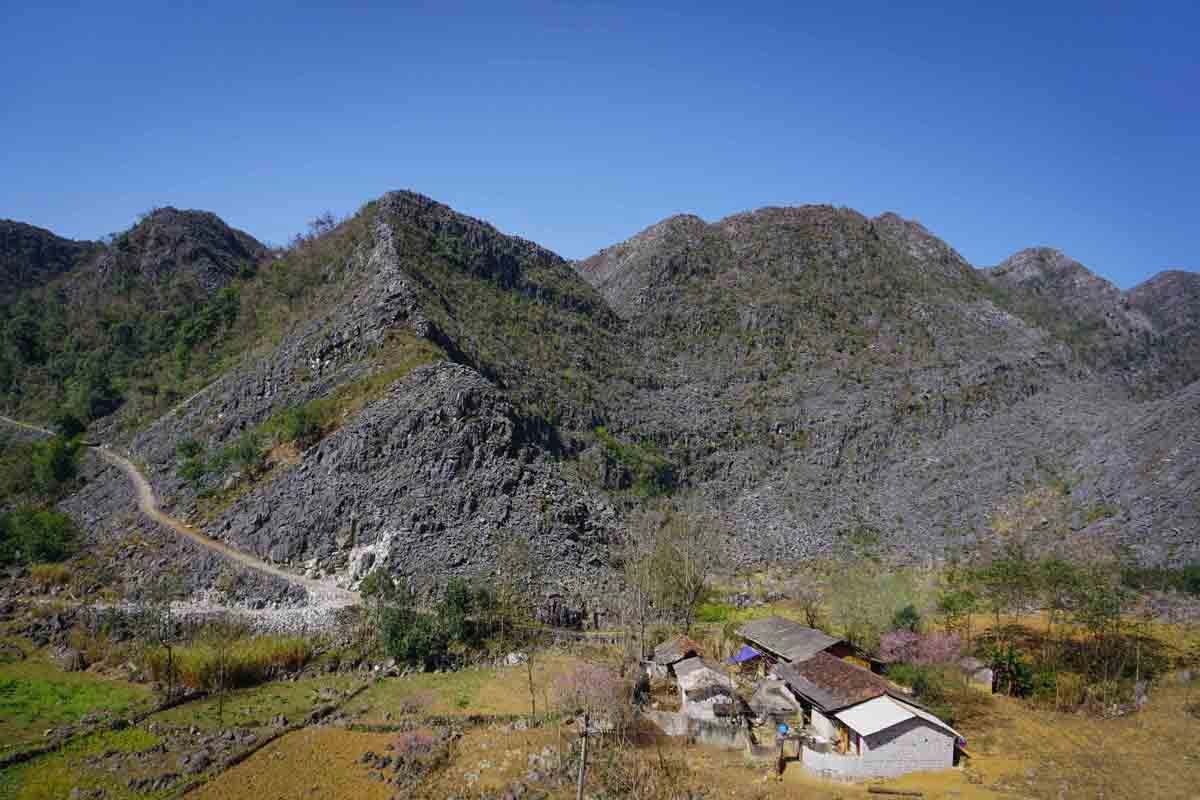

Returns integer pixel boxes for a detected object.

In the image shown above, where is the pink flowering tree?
[880,630,962,665]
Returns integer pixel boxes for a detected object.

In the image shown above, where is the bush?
[0,508,78,565]
[695,602,733,623]
[594,427,676,496]
[29,562,72,590]
[885,662,959,724]
[142,635,312,691]
[987,643,1034,697]
[269,404,324,448]
[384,609,448,671]
[891,604,921,632]
[52,412,86,439]
[30,436,81,498]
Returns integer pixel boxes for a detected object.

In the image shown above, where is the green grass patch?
[694,602,735,624]
[0,726,163,800]
[148,674,360,731]
[0,657,152,758]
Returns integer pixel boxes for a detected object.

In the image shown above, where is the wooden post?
[576,712,589,800]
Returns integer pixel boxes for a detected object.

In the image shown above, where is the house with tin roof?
[775,653,962,779]
[736,616,872,670]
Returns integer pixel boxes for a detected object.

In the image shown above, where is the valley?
[1,192,1198,798]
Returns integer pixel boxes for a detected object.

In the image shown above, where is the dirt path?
[0,415,359,608]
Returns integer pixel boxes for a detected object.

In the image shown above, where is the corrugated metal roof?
[834,696,914,735]
[833,695,961,738]
[736,616,840,662]
[891,696,961,739]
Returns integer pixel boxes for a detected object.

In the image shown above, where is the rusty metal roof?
[652,634,703,665]
[774,652,891,712]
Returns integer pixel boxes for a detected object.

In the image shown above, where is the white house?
[775,653,962,779]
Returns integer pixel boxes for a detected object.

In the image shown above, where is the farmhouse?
[776,653,961,779]
[736,616,871,670]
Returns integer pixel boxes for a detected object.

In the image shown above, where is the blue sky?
[1,2,1195,287]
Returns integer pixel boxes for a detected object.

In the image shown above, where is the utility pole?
[576,712,589,800]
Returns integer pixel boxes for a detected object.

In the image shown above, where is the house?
[645,634,704,679]
[673,656,735,721]
[737,616,870,670]
[776,653,961,779]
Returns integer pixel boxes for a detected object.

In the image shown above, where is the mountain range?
[1,193,1196,601]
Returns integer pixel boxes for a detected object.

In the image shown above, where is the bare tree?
[138,575,184,702]
[649,499,725,635]
[620,509,661,660]
[497,531,544,717]
[789,581,825,629]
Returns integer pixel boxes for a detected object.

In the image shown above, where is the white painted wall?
[811,708,839,741]
[803,718,955,779]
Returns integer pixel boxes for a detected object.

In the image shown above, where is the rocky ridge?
[0,220,98,301]
[578,207,1198,564]
[2,193,1197,610]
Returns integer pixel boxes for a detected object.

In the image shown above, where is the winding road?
[1,415,359,608]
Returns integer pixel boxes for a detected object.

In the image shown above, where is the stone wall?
[803,717,955,779]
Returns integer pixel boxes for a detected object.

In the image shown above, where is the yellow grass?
[349,653,587,722]
[27,563,71,590]
[189,727,397,800]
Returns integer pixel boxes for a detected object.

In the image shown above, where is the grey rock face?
[0,220,98,301]
[579,206,1200,565]
[212,362,617,594]
[86,207,265,297]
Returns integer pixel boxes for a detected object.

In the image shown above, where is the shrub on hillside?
[29,562,72,590]
[0,508,78,565]
[142,635,311,691]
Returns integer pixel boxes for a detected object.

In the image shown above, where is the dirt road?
[0,415,359,608]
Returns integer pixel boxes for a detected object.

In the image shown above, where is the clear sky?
[1,2,1195,287]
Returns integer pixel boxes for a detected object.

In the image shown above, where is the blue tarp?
[730,644,761,664]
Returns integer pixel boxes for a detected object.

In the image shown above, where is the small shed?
[958,657,995,693]
[645,634,704,680]
[748,679,801,720]
[673,656,735,721]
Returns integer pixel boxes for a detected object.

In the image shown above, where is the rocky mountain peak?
[988,247,1114,292]
[0,219,98,301]
[90,207,266,294]
[871,211,978,284]
[1127,269,1200,329]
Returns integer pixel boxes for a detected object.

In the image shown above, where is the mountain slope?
[0,220,98,301]
[121,192,621,599]
[980,248,1199,394]
[578,208,1198,564]
[3,193,1196,609]
[0,209,267,424]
